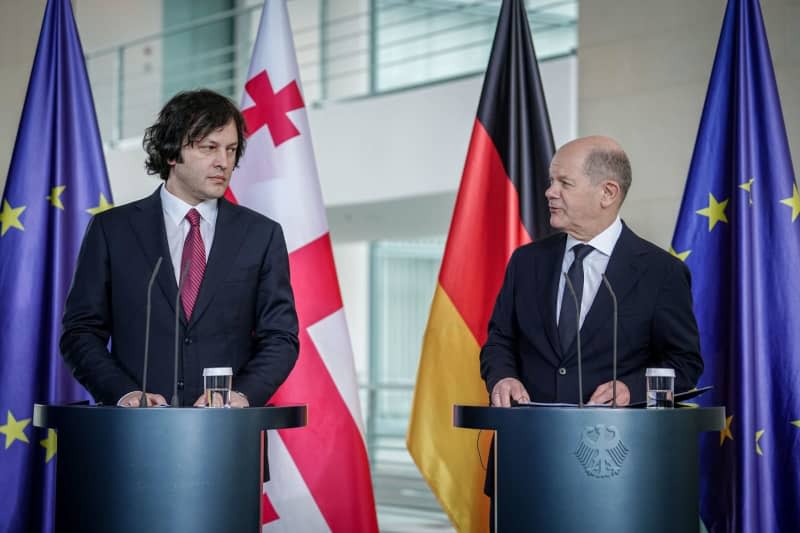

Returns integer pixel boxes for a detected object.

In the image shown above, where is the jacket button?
[184,337,192,345]
[558,367,567,376]
[177,380,184,390]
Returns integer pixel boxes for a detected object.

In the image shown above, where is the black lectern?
[454,405,724,533]
[33,404,307,533]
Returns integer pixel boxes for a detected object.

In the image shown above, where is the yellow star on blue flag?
[40,429,57,463]
[46,185,66,210]
[0,410,31,449]
[0,199,26,236]
[669,247,691,262]
[86,193,113,215]
[720,415,734,446]
[779,183,800,221]
[739,177,754,205]
[696,193,729,231]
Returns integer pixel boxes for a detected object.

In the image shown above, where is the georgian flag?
[227,2,378,531]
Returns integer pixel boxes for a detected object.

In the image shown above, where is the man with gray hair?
[480,135,703,407]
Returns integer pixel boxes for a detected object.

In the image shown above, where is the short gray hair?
[583,148,632,200]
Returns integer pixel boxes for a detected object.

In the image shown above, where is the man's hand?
[588,380,631,406]
[228,391,249,407]
[491,378,530,407]
[193,391,249,408]
[118,391,167,407]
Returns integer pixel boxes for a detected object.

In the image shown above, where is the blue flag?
[670,0,800,531]
[0,0,113,530]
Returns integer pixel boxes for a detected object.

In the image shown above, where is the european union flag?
[670,0,800,531]
[0,0,113,530]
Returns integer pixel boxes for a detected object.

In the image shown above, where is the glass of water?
[202,367,233,408]
[646,368,675,409]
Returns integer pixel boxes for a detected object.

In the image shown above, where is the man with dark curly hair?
[60,89,299,408]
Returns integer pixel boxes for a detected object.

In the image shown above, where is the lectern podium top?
[34,403,307,431]
[454,404,725,433]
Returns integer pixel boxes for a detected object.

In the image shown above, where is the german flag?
[406,0,555,530]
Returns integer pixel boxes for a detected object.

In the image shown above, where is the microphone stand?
[601,274,618,408]
[140,257,163,408]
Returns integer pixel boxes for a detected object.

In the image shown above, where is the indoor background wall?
[578,0,800,248]
[2,0,797,245]
[0,0,162,194]
[1,0,48,189]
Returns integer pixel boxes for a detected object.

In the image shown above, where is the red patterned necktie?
[180,208,206,320]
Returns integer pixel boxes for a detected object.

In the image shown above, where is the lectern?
[454,405,724,533]
[34,404,307,533]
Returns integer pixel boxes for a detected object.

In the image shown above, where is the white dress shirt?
[160,185,217,283]
[555,217,623,328]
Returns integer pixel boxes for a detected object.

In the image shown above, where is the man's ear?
[600,180,622,208]
[167,147,184,167]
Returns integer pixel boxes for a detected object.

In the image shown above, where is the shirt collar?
[565,216,623,257]
[160,184,218,227]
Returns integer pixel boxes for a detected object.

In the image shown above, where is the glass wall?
[367,239,449,528]
[84,0,577,144]
[162,0,237,100]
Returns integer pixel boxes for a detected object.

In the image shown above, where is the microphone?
[562,272,583,408]
[601,274,619,408]
[171,261,191,407]
[140,257,164,408]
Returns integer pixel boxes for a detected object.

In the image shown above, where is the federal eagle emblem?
[575,424,629,478]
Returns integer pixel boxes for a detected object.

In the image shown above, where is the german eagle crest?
[575,424,629,478]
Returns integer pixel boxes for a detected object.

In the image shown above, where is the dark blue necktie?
[558,244,594,354]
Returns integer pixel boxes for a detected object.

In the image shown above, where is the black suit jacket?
[61,188,299,406]
[480,223,703,404]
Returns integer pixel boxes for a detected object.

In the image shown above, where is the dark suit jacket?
[480,223,703,404]
[61,188,299,406]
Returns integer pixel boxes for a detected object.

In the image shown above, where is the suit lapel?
[187,198,248,328]
[539,234,567,366]
[572,224,648,360]
[129,188,179,317]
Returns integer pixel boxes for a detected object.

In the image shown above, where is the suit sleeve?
[233,223,299,406]
[480,250,521,395]
[60,215,140,404]
[625,257,704,401]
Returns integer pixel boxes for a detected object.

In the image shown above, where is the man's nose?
[213,148,228,169]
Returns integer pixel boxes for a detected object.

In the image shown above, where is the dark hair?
[143,89,247,180]
[584,148,632,200]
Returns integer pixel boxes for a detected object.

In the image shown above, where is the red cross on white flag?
[242,70,305,147]
[227,1,378,532]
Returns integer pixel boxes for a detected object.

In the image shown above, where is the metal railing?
[84,0,577,145]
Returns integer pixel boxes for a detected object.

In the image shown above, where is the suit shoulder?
[624,227,688,272]
[90,194,152,224]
